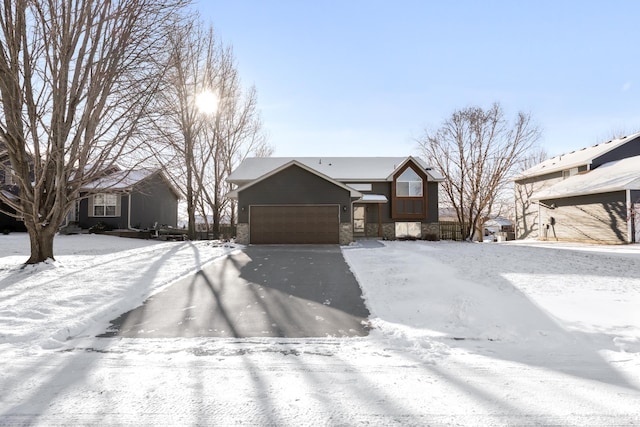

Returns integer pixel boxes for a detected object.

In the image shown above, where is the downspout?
[626,189,632,243]
[537,201,541,239]
[127,193,138,231]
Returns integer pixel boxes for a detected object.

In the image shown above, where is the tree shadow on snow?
[356,241,639,392]
[98,245,370,339]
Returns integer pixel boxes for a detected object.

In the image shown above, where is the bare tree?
[418,103,541,241]
[150,19,270,239]
[0,0,187,263]
[514,147,548,239]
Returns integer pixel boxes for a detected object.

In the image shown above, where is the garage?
[250,205,339,244]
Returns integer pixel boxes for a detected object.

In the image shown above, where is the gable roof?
[227,160,363,199]
[531,155,640,201]
[82,168,181,199]
[518,131,640,179]
[227,156,444,184]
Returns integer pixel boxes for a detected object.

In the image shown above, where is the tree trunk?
[25,224,57,264]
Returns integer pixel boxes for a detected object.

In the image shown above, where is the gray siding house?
[0,146,27,232]
[76,168,179,231]
[227,157,444,245]
[515,132,640,243]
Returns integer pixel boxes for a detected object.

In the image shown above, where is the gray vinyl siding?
[592,135,640,169]
[79,194,129,230]
[78,173,178,230]
[538,191,628,243]
[427,181,439,221]
[129,173,178,229]
[237,164,352,224]
[515,170,579,239]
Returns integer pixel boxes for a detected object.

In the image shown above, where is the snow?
[532,154,640,200]
[1,234,640,425]
[81,168,157,190]
[226,156,444,183]
[516,131,640,179]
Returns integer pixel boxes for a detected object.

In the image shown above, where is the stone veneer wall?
[339,223,353,245]
[381,223,395,240]
[235,223,249,245]
[364,223,383,238]
[422,222,440,240]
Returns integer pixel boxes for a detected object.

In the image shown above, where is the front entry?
[353,206,365,234]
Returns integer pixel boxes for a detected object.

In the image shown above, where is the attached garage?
[250,205,339,244]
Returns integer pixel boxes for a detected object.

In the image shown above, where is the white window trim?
[89,193,121,217]
[2,165,15,185]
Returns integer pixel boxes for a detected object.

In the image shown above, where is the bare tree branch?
[0,0,188,263]
[418,103,541,241]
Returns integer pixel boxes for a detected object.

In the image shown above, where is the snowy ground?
[1,234,639,425]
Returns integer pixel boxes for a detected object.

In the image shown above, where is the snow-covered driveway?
[1,235,639,425]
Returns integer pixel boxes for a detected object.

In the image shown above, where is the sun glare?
[196,90,218,114]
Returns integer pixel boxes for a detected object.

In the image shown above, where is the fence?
[194,225,236,241]
[439,221,469,241]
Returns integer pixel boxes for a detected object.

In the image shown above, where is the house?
[74,168,180,231]
[483,217,514,242]
[514,132,640,243]
[0,146,27,233]
[484,217,514,235]
[226,156,444,245]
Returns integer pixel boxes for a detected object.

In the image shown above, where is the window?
[562,167,578,180]
[396,222,421,239]
[1,165,15,185]
[396,168,423,197]
[392,165,426,219]
[91,193,119,217]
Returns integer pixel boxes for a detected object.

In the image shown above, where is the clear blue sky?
[194,0,640,158]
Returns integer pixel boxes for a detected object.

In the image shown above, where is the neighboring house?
[75,168,180,231]
[514,132,640,243]
[483,217,514,241]
[0,146,27,232]
[226,156,444,245]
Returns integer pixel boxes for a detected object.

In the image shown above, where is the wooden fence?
[438,221,468,241]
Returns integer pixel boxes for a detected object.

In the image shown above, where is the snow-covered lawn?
[1,234,639,425]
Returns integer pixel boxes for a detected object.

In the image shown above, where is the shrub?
[88,221,114,234]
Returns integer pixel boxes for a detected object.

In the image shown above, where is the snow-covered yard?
[1,234,639,425]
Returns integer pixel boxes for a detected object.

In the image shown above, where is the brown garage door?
[250,205,339,244]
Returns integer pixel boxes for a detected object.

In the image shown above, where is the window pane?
[94,206,105,216]
[409,181,423,196]
[94,194,105,205]
[397,168,421,182]
[105,206,116,216]
[105,194,118,205]
[396,182,410,197]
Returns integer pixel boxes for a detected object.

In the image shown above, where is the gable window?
[392,165,426,219]
[396,168,423,196]
[90,193,120,217]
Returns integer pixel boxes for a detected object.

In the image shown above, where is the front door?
[353,206,365,234]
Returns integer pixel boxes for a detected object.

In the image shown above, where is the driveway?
[99,245,371,338]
